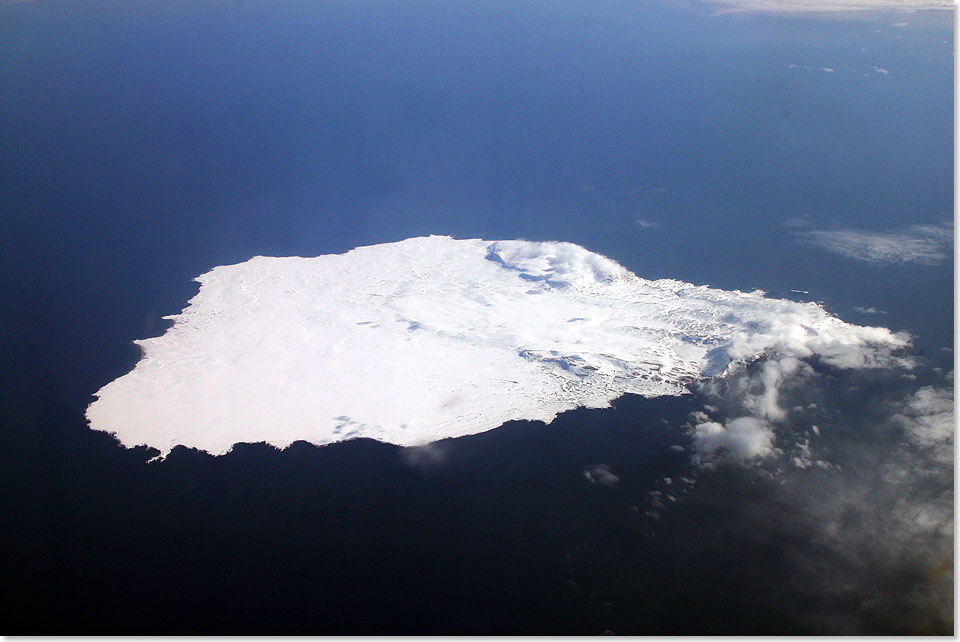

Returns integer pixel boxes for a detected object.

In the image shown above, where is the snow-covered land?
[86,236,910,456]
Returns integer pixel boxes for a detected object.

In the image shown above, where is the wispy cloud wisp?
[790,220,953,266]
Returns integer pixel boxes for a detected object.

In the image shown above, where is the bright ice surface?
[86,236,909,455]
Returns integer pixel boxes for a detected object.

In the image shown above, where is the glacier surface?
[87,236,910,456]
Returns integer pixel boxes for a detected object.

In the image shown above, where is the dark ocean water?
[1,0,953,634]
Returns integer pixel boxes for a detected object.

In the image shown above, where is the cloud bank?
[87,236,911,456]
[678,354,953,630]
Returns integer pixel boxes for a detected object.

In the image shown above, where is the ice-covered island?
[87,236,909,456]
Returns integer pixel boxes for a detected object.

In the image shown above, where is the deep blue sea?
[1,0,953,634]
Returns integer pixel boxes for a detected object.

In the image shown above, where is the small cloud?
[635,217,660,230]
[874,66,890,75]
[648,490,666,508]
[689,409,711,424]
[790,220,953,266]
[894,386,954,458]
[583,464,620,486]
[891,22,908,26]
[702,0,952,13]
[736,356,812,422]
[790,437,837,470]
[791,438,814,468]
[783,216,813,229]
[822,67,835,72]
[402,443,447,468]
[691,416,775,465]
[854,306,887,315]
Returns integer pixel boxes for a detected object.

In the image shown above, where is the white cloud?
[689,410,712,424]
[722,315,912,370]
[736,356,812,422]
[691,416,775,464]
[874,66,890,75]
[402,442,447,467]
[703,0,951,12]
[635,218,660,230]
[894,386,954,461]
[853,306,886,315]
[790,437,837,469]
[689,355,818,466]
[788,65,837,74]
[791,220,953,266]
[583,464,620,486]
[791,438,814,468]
